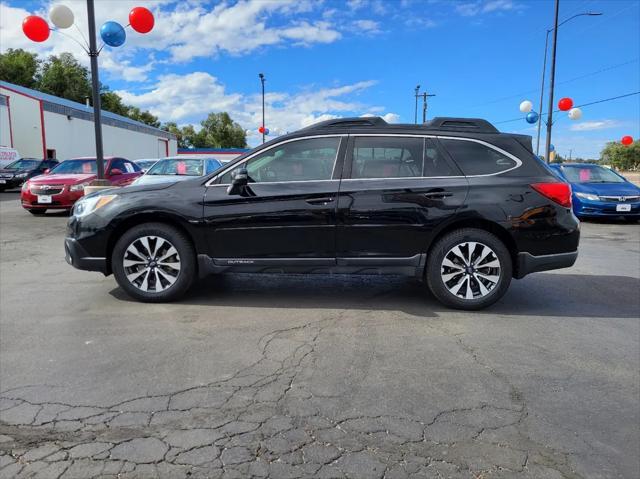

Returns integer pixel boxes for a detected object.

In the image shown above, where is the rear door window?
[439,138,518,176]
[351,137,423,179]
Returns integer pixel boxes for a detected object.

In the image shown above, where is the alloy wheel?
[440,241,501,300]
[122,236,181,292]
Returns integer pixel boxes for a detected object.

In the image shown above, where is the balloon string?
[52,28,89,54]
[74,23,90,50]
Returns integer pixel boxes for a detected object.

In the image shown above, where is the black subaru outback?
[65,117,579,310]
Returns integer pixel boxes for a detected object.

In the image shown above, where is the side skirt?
[197,254,426,279]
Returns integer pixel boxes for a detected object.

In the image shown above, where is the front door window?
[220,137,341,184]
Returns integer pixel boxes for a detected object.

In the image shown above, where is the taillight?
[531,182,572,208]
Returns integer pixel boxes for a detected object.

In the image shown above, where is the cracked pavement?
[1,194,639,478]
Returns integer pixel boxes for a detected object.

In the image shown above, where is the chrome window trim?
[205,134,346,186]
[205,133,523,186]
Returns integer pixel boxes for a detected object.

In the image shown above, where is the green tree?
[600,141,640,171]
[100,89,129,116]
[198,112,247,148]
[0,48,39,88]
[38,53,92,103]
[126,106,160,128]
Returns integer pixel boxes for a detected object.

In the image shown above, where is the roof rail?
[425,117,498,133]
[301,116,388,130]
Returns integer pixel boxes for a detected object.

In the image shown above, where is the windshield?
[50,159,102,174]
[5,159,40,170]
[561,165,626,184]
[147,159,204,176]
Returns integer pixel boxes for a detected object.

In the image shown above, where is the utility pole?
[569,149,572,160]
[414,85,420,124]
[86,0,105,181]
[420,92,436,124]
[545,0,560,164]
[259,73,265,144]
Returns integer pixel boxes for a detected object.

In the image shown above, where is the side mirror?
[227,168,249,195]
[109,168,123,176]
[43,168,50,174]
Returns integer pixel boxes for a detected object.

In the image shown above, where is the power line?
[469,58,639,109]
[494,91,640,125]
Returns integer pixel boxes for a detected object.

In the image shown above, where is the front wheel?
[112,223,196,302]
[426,228,512,310]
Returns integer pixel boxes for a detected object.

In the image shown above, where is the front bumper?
[21,186,85,210]
[515,251,578,279]
[65,237,108,274]
[0,178,22,189]
[573,198,640,217]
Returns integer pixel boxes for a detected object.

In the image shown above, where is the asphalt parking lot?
[0,190,638,479]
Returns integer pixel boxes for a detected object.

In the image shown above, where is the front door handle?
[306,197,335,205]
[421,191,452,199]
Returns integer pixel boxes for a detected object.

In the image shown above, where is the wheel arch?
[106,212,198,275]
[426,217,518,276]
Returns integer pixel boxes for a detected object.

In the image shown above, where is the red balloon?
[22,15,50,42]
[558,97,573,111]
[129,7,154,34]
[621,135,633,146]
[258,126,266,134]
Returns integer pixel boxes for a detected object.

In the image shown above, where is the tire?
[426,228,512,310]
[28,209,46,215]
[112,223,196,302]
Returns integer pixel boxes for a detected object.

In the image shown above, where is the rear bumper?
[65,237,108,275]
[515,250,578,279]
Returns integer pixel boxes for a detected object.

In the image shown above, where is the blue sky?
[1,0,639,157]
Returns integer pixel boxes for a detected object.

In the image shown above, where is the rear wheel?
[28,209,46,215]
[112,223,196,302]
[426,228,512,310]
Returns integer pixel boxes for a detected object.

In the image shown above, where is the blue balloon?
[525,111,539,124]
[264,128,270,136]
[549,144,555,152]
[100,21,126,47]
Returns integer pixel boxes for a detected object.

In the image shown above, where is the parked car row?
[16,156,224,215]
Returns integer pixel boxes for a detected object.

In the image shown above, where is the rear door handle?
[421,191,452,199]
[306,197,335,205]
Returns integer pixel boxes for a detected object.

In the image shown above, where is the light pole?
[536,9,602,156]
[259,73,265,144]
[86,0,105,182]
[414,85,420,124]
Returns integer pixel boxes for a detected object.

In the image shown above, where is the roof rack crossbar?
[426,117,498,133]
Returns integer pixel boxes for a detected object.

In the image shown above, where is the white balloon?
[519,100,533,113]
[568,107,583,120]
[50,4,74,29]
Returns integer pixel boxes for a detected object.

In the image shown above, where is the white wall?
[0,101,11,148]
[0,87,43,158]
[43,111,176,160]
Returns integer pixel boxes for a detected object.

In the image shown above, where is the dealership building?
[0,80,177,161]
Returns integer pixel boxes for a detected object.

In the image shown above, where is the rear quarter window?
[439,138,518,176]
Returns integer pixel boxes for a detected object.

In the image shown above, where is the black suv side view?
[65,117,579,310]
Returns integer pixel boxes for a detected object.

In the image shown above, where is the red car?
[21,157,142,215]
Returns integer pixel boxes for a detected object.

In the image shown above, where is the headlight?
[73,194,117,217]
[70,182,91,192]
[15,172,28,178]
[575,192,599,201]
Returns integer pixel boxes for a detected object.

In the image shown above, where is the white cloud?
[0,0,342,80]
[570,120,621,132]
[352,19,382,35]
[455,0,521,17]
[116,73,399,145]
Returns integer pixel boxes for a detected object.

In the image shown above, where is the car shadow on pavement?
[109,272,639,319]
